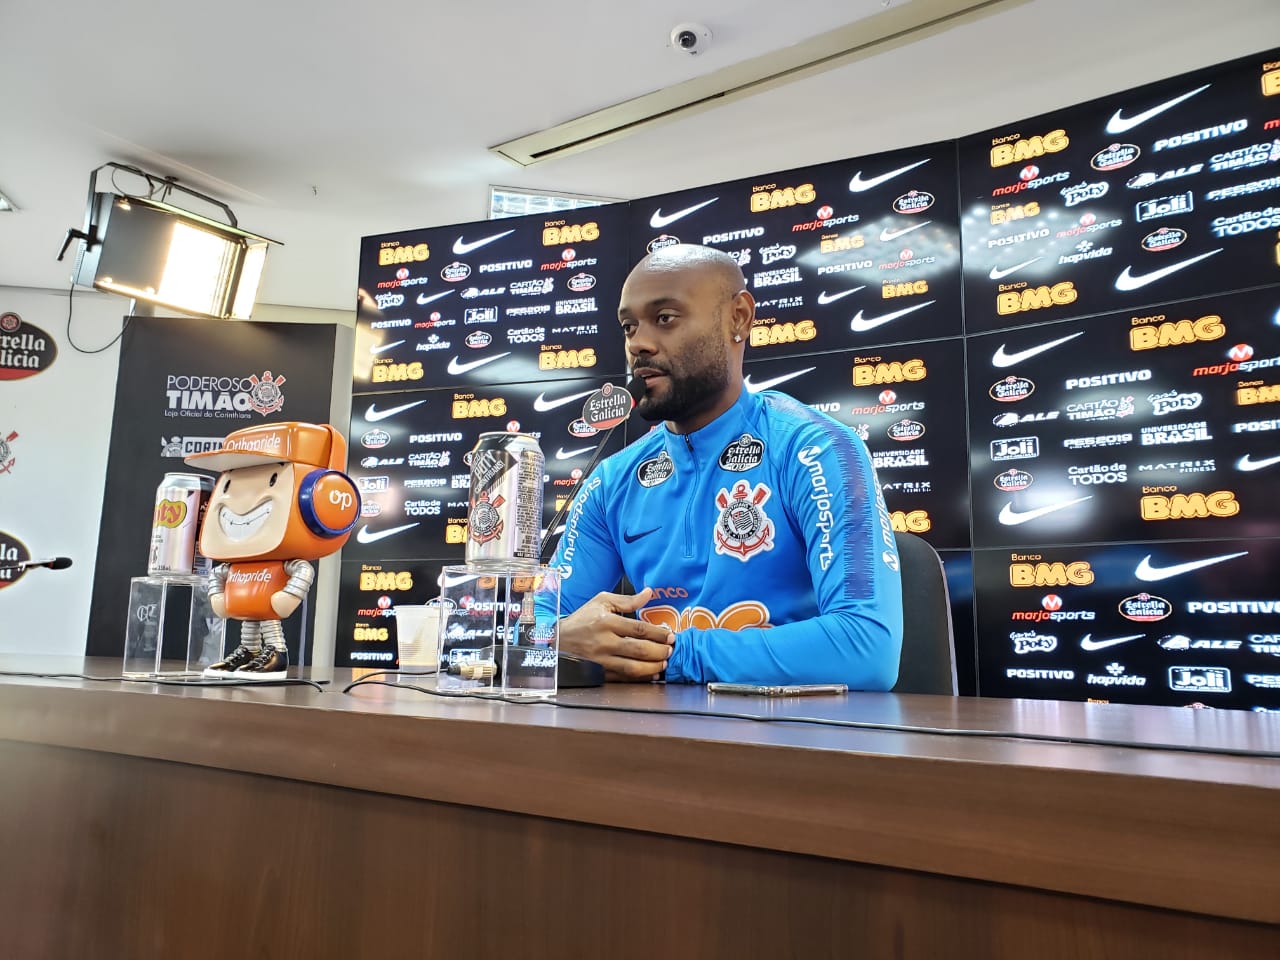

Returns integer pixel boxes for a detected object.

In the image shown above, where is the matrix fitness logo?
[0,430,16,475]
[164,371,286,420]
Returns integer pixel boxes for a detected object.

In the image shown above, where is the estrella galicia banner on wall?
[967,285,1280,548]
[976,538,1280,710]
[0,311,57,380]
[0,530,31,590]
[629,142,963,355]
[960,50,1280,335]
[87,316,342,660]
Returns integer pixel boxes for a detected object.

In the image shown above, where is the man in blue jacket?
[547,244,903,687]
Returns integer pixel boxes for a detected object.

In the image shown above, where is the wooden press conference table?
[0,656,1277,959]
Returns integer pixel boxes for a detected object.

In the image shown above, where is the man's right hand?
[557,586,674,681]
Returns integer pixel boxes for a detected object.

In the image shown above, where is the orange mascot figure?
[185,422,360,679]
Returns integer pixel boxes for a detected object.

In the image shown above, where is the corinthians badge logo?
[468,489,505,544]
[247,371,286,416]
[713,481,775,561]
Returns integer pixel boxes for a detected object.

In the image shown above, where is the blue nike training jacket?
[544,387,903,688]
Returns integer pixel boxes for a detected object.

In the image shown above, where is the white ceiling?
[2,0,1278,312]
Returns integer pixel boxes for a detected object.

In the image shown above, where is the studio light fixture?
[58,162,279,320]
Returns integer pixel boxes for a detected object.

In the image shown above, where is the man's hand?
[557,587,674,681]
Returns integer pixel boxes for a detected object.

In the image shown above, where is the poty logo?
[1148,390,1202,416]
[1010,631,1057,654]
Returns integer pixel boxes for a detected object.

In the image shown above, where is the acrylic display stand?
[435,565,560,698]
[122,574,225,678]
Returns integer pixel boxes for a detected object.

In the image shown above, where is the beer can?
[466,433,544,571]
[148,473,214,577]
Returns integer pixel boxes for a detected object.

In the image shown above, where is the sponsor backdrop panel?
[346,375,629,563]
[975,539,1280,709]
[335,557,448,668]
[87,317,341,660]
[960,48,1280,335]
[967,286,1280,549]
[355,205,629,395]
[628,141,962,356]
[1,288,121,655]
[742,338,971,550]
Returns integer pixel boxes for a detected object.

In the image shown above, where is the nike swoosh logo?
[848,158,930,192]
[1080,633,1145,652]
[988,257,1042,281]
[997,496,1091,525]
[1237,453,1280,472]
[416,291,454,306]
[850,300,934,333]
[356,522,420,545]
[1114,249,1222,292]
[446,353,511,375]
[1105,83,1212,135]
[365,400,426,422]
[879,221,930,243]
[991,331,1085,368]
[649,198,718,228]
[744,367,816,393]
[623,526,661,543]
[370,340,405,355]
[533,387,597,412]
[555,445,594,460]
[817,287,864,305]
[440,573,475,587]
[1134,551,1248,582]
[452,229,515,255]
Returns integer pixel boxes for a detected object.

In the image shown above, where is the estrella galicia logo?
[0,530,31,590]
[361,429,391,449]
[0,313,58,381]
[636,451,675,488]
[718,434,765,472]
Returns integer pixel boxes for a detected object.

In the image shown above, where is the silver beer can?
[148,473,214,577]
[466,432,544,571]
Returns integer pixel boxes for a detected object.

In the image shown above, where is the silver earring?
[733,334,742,342]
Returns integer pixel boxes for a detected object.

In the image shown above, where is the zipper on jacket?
[682,433,696,559]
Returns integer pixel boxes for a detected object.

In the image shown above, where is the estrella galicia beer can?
[466,433,544,571]
[148,473,214,577]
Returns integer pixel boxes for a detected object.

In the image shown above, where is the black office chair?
[890,531,958,695]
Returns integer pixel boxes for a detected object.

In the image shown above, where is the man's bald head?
[617,244,755,434]
[628,244,746,305]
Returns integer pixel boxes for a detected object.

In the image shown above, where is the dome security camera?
[670,23,712,55]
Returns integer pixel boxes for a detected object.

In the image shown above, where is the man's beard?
[635,343,730,424]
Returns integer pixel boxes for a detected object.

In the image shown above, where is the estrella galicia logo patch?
[718,433,764,472]
[713,481,775,562]
[636,451,675,488]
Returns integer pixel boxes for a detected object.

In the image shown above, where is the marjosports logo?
[1011,593,1096,623]
[164,371,285,419]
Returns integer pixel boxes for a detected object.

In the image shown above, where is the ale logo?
[0,313,58,381]
[0,530,30,590]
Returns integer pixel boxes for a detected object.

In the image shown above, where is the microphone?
[539,376,645,562]
[0,556,74,576]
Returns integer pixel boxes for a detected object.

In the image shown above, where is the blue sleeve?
[537,469,624,620]
[664,422,903,690]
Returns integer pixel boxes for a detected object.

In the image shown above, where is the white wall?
[0,286,353,656]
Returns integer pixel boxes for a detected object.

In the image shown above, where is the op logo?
[713,481,775,561]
